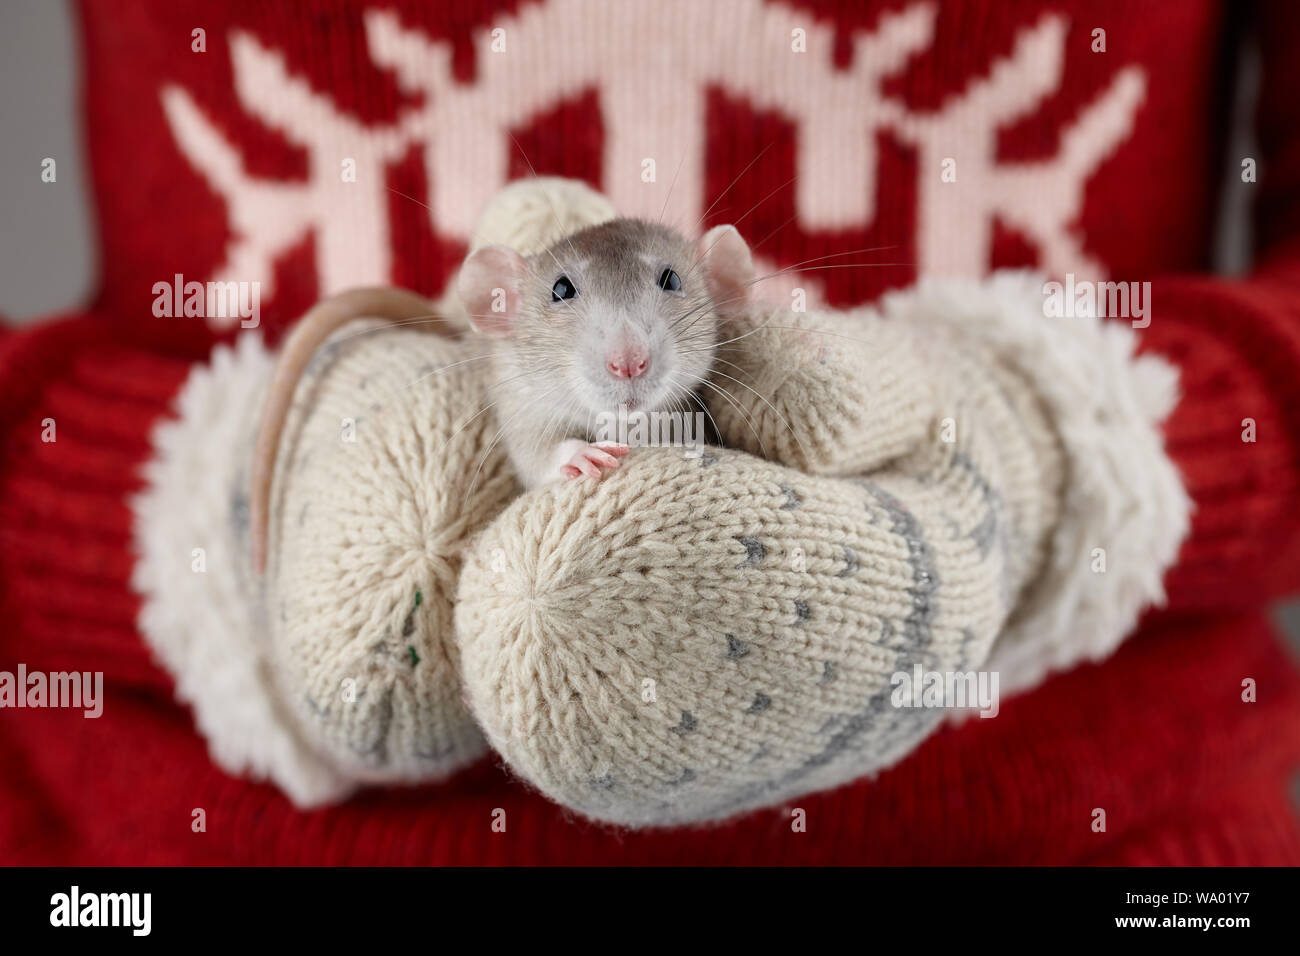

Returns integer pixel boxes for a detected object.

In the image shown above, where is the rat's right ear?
[697,224,754,320]
[458,244,528,337]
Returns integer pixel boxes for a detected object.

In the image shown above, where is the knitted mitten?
[252,177,616,789]
[132,177,616,804]
[134,324,518,802]
[454,274,1187,827]
[262,323,516,786]
[706,307,935,475]
[133,178,1187,821]
[134,335,353,804]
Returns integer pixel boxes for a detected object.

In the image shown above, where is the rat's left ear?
[697,224,754,319]
[458,244,528,337]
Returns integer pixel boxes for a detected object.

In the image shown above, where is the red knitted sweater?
[1,0,1299,864]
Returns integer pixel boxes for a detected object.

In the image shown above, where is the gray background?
[0,0,94,320]
[1,0,1297,644]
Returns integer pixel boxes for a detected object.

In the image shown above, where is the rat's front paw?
[557,440,630,480]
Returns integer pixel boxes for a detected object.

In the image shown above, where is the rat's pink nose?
[606,349,649,379]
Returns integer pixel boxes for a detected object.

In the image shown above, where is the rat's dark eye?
[658,268,682,293]
[551,276,577,302]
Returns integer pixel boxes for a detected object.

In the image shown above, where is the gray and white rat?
[250,218,753,573]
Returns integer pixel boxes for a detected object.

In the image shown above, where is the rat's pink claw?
[560,442,626,481]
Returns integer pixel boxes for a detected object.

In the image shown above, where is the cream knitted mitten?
[454,299,1067,825]
[255,178,615,785]
[133,178,1187,822]
[133,178,617,803]
[455,274,1186,827]
[706,307,938,476]
[262,324,518,785]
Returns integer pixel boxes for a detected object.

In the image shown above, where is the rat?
[249,218,753,573]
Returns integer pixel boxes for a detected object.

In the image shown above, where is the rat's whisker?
[325,313,462,344]
[746,262,910,287]
[507,135,585,268]
[695,376,768,459]
[676,379,726,451]
[534,390,579,464]
[757,244,903,276]
[467,380,566,500]
[684,319,898,358]
[429,367,548,460]
[730,174,797,230]
[658,152,687,224]
[386,186,433,213]
[707,366,811,464]
[750,210,800,252]
[683,174,796,286]
[707,355,749,375]
[692,140,775,234]
[399,352,498,391]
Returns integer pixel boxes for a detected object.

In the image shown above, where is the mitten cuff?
[132,334,357,805]
[888,272,1192,696]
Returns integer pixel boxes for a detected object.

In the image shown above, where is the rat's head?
[458,218,753,415]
